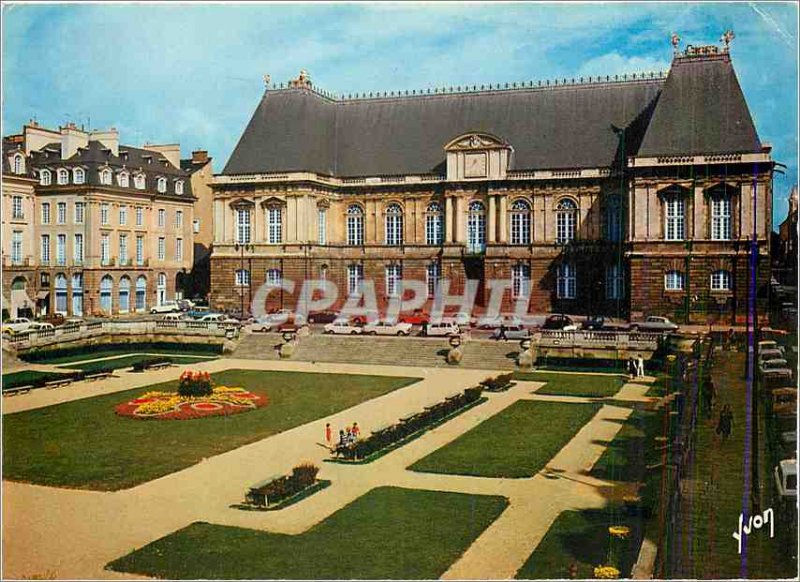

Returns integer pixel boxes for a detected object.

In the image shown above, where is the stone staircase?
[230,332,520,371]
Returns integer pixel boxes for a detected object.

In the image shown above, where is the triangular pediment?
[444,132,510,152]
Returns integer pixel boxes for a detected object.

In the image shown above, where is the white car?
[491,325,531,340]
[441,312,476,327]
[324,320,363,335]
[760,359,794,381]
[363,321,413,336]
[252,309,304,332]
[150,301,180,314]
[199,313,240,326]
[476,314,509,329]
[2,318,32,334]
[28,322,55,333]
[630,316,679,333]
[759,340,786,357]
[758,349,785,364]
[162,313,184,322]
[425,322,460,337]
[775,459,797,499]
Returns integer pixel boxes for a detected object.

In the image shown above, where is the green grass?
[63,354,215,373]
[2,370,71,390]
[409,400,601,478]
[514,372,625,398]
[107,487,508,579]
[3,370,419,490]
[591,409,663,483]
[22,342,221,364]
[515,506,642,579]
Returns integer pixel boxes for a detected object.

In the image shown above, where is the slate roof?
[638,53,761,156]
[224,54,763,177]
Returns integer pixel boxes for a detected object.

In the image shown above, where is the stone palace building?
[211,40,773,324]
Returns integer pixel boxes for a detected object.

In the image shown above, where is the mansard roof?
[224,52,764,178]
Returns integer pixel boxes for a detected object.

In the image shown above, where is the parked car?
[759,359,794,381]
[177,298,195,311]
[324,319,363,335]
[39,313,65,326]
[425,321,460,337]
[199,313,240,326]
[759,340,786,357]
[541,314,577,331]
[28,322,55,333]
[2,317,32,334]
[441,311,477,327]
[307,310,339,324]
[150,301,180,314]
[491,325,530,340]
[477,314,511,329]
[508,314,541,328]
[186,308,211,319]
[758,348,786,364]
[63,317,84,326]
[630,316,679,333]
[775,459,798,500]
[399,309,430,325]
[162,313,184,322]
[363,321,413,336]
[252,309,304,332]
[581,315,606,331]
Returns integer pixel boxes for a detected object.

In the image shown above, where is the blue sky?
[3,2,797,227]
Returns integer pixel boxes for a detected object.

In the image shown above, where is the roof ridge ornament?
[671,32,681,57]
[721,30,735,52]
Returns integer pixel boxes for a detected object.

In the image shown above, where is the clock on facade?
[464,152,488,178]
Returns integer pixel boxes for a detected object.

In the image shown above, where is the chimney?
[143,143,181,168]
[89,128,119,156]
[60,124,89,159]
[191,150,209,165]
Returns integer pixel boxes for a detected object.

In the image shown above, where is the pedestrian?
[727,328,736,351]
[637,355,645,378]
[498,323,507,341]
[338,429,346,446]
[325,422,332,446]
[701,379,713,419]
[716,404,733,441]
[352,422,360,439]
[628,357,635,380]
[421,320,428,337]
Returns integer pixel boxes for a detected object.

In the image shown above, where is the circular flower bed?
[115,385,267,421]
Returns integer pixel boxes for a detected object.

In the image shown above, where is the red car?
[399,309,430,325]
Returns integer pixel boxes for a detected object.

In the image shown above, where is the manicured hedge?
[246,463,320,507]
[21,341,222,363]
[480,373,514,392]
[131,357,173,372]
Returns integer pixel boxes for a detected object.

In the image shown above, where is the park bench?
[445,392,462,401]
[85,371,113,382]
[45,378,73,389]
[144,361,172,371]
[399,412,421,423]
[245,474,284,508]
[3,385,33,396]
[370,423,394,436]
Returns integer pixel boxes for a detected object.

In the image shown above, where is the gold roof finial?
[721,30,735,51]
[671,32,681,56]
[263,74,271,87]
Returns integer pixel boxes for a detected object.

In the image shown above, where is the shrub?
[131,357,171,372]
[291,463,319,489]
[249,463,320,507]
[178,370,212,397]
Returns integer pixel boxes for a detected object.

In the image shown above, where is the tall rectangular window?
[158,208,166,228]
[556,263,576,299]
[74,233,84,263]
[56,234,66,265]
[12,196,23,219]
[346,206,364,246]
[512,263,531,298]
[385,264,402,297]
[348,264,364,297]
[41,202,51,224]
[606,262,624,299]
[665,196,685,241]
[236,208,251,244]
[119,234,128,264]
[136,235,144,265]
[267,206,282,244]
[175,210,183,228]
[175,238,183,261]
[425,203,443,245]
[74,201,85,224]
[426,262,441,298]
[158,237,165,260]
[711,196,731,240]
[266,268,282,287]
[100,203,109,225]
[136,206,144,226]
[11,231,22,263]
[40,234,50,263]
[101,234,110,263]
[318,208,327,245]
[119,205,128,225]
[57,202,66,224]
[664,270,685,291]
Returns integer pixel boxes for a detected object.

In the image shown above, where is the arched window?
[135,276,147,311]
[426,261,441,298]
[40,169,51,186]
[556,263,576,299]
[175,180,184,195]
[54,274,68,315]
[157,272,168,305]
[512,263,531,298]
[384,204,404,246]
[71,274,83,316]
[510,199,531,245]
[425,202,443,245]
[711,270,732,291]
[73,167,85,184]
[134,173,146,190]
[606,262,625,299]
[13,154,24,174]
[385,264,402,297]
[100,275,114,313]
[118,171,130,188]
[555,198,577,244]
[711,195,732,240]
[467,201,486,253]
[235,269,250,287]
[157,177,167,193]
[119,276,131,313]
[664,270,685,291]
[100,168,112,185]
[664,189,685,241]
[346,204,364,246]
[267,205,282,244]
[57,168,69,185]
[605,196,622,242]
[347,264,364,296]
[266,268,282,287]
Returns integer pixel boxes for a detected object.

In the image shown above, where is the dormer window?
[118,171,130,188]
[57,168,69,185]
[175,180,184,195]
[99,168,112,185]
[73,167,85,184]
[134,173,146,190]
[40,169,52,186]
[12,154,24,174]
[157,177,167,193]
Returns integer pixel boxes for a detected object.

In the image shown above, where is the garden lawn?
[3,370,419,490]
[2,370,71,390]
[409,400,601,478]
[22,343,221,365]
[515,506,642,579]
[591,409,662,483]
[514,372,624,398]
[107,487,508,580]
[63,354,215,373]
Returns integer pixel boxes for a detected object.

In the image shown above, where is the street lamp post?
[235,242,253,318]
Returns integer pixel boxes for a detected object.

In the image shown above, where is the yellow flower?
[608,525,630,538]
[593,565,620,579]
